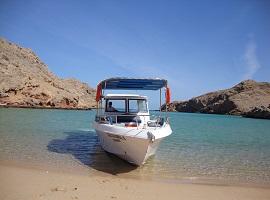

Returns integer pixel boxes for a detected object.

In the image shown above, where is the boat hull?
[94,122,171,165]
[95,129,162,165]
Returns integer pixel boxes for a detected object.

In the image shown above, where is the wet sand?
[1,164,270,200]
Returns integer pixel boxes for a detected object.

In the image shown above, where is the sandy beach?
[1,164,270,200]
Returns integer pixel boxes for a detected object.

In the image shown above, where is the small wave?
[76,128,95,132]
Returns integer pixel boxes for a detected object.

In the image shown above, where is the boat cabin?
[95,77,171,128]
[97,94,150,127]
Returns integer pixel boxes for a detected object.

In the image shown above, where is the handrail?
[98,114,150,117]
[96,113,149,129]
[96,113,168,130]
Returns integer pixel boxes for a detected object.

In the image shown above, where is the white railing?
[96,113,168,129]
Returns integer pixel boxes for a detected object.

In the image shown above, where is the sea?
[1,108,270,186]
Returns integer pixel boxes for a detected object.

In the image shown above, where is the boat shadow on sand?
[47,130,137,175]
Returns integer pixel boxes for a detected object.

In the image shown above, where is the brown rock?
[243,106,270,119]
[163,80,270,119]
[0,38,96,109]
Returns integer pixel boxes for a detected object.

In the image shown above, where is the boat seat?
[147,118,165,127]
[147,121,160,127]
[116,115,142,123]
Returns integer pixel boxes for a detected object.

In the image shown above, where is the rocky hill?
[0,38,96,109]
[163,80,270,119]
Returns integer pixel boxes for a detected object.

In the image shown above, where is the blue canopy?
[98,77,168,90]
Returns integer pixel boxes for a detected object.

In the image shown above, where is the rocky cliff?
[163,80,270,119]
[0,38,96,109]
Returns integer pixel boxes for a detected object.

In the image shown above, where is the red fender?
[166,87,171,104]
[95,84,102,102]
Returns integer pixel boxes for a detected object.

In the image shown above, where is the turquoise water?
[1,108,270,185]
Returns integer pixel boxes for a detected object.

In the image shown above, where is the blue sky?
[1,0,270,105]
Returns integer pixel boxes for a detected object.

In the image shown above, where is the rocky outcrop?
[163,80,270,119]
[0,38,96,109]
[243,106,270,119]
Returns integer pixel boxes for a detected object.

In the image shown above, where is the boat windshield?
[128,99,148,113]
[106,99,126,112]
[105,98,148,113]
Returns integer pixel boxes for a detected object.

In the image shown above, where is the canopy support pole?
[159,88,161,112]
[101,82,106,111]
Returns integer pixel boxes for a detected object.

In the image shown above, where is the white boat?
[93,78,172,166]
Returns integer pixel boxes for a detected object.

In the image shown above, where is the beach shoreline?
[2,158,270,189]
[1,164,270,200]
